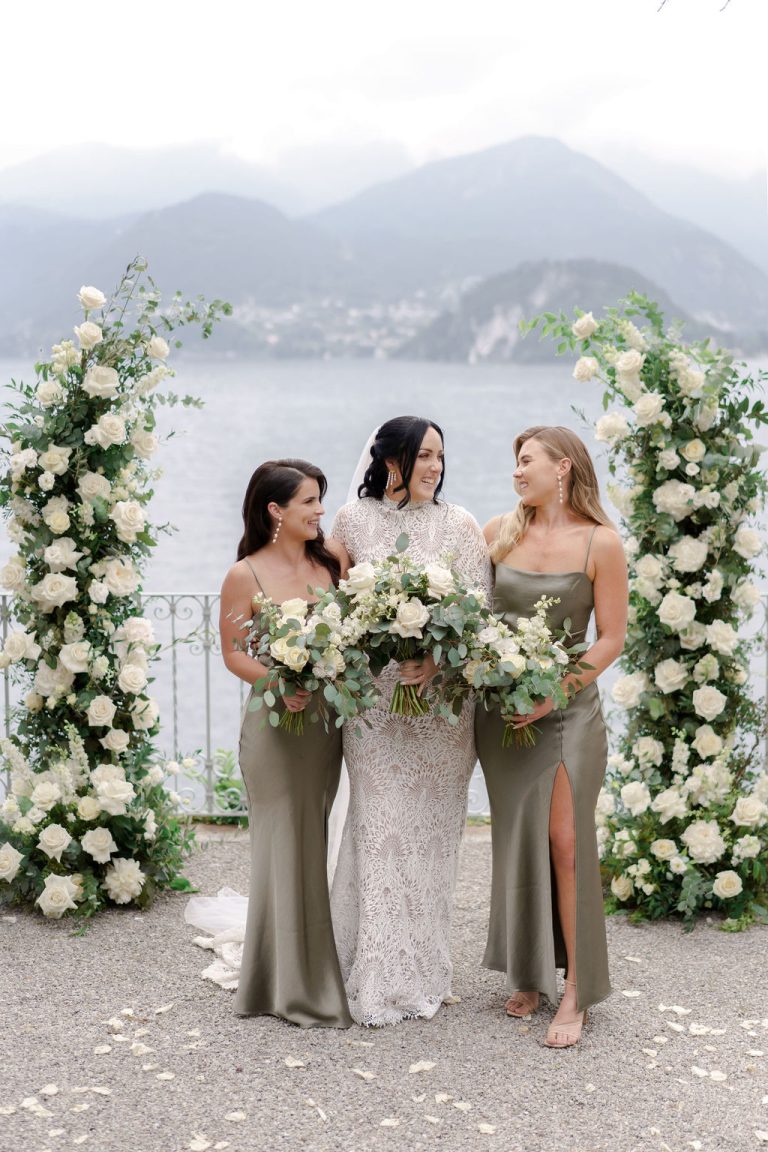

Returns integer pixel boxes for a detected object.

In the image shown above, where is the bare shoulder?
[482,513,505,546]
[591,525,627,567]
[220,558,257,598]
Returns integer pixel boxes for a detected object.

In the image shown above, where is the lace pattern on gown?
[330,497,491,1025]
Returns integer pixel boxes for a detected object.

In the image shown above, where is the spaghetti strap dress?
[234,561,352,1028]
[474,528,611,1013]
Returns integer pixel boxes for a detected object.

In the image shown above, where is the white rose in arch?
[78,285,106,311]
[424,564,455,599]
[0,842,25,883]
[712,870,743,900]
[44,537,83,572]
[729,796,767,828]
[650,839,678,861]
[100,727,131,754]
[81,827,118,864]
[620,781,652,817]
[103,558,139,597]
[1,556,26,591]
[667,536,708,574]
[36,874,79,918]
[3,631,40,662]
[681,438,706,463]
[87,413,127,450]
[572,356,599,382]
[692,725,723,760]
[117,664,147,695]
[651,786,688,823]
[652,479,696,521]
[610,874,633,901]
[704,620,739,657]
[678,621,707,651]
[82,365,119,399]
[36,378,64,407]
[595,412,629,443]
[78,471,112,503]
[77,795,102,821]
[389,598,430,639]
[37,823,72,862]
[30,780,62,812]
[633,393,665,427]
[74,320,103,350]
[681,819,726,864]
[119,617,156,647]
[343,563,377,594]
[633,736,664,767]
[31,573,78,613]
[658,448,680,471]
[110,500,145,543]
[147,335,170,360]
[130,428,159,459]
[87,695,117,727]
[634,554,664,584]
[611,671,648,709]
[654,658,688,694]
[39,444,72,476]
[692,685,727,722]
[733,525,762,560]
[94,778,136,816]
[59,641,92,674]
[571,312,598,339]
[657,591,696,633]
[732,581,761,611]
[615,348,645,376]
[89,580,110,604]
[131,697,159,731]
[103,857,146,904]
[732,835,761,862]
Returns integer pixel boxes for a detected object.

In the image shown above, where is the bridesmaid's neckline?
[496,563,591,580]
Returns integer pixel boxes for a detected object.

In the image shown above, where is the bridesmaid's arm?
[326,535,351,580]
[219,564,275,687]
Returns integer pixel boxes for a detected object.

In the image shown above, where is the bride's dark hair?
[358,416,445,508]
[237,459,341,584]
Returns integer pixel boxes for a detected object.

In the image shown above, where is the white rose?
[424,564,455,599]
[0,842,24,883]
[389,598,430,639]
[610,874,633,901]
[729,796,767,828]
[657,591,696,634]
[37,823,72,862]
[135,365,169,394]
[677,368,705,398]
[654,658,688,695]
[650,839,678,861]
[733,525,762,560]
[692,725,723,759]
[681,439,706,463]
[25,692,44,713]
[615,348,644,377]
[74,320,103,350]
[633,736,664,767]
[89,580,110,604]
[611,672,648,709]
[658,449,680,471]
[87,695,116,727]
[667,536,708,574]
[130,428,159,459]
[269,636,310,672]
[31,573,78,613]
[1,557,26,591]
[119,617,156,647]
[78,471,112,503]
[573,356,599,382]
[732,581,761,611]
[704,620,739,657]
[103,857,146,904]
[117,664,147,695]
[78,285,106,310]
[59,641,92,674]
[712,870,743,900]
[279,598,309,621]
[678,621,707,651]
[36,378,64,407]
[620,781,652,817]
[702,571,724,603]
[694,400,718,431]
[110,500,145,543]
[693,654,719,684]
[30,780,62,812]
[3,631,40,662]
[103,559,139,597]
[313,647,346,680]
[634,554,664,584]
[651,786,688,823]
[82,365,119,399]
[343,563,377,594]
[88,413,127,450]
[692,685,727,722]
[95,778,136,816]
[571,312,598,339]
[147,335,170,360]
[81,827,119,864]
[45,508,71,535]
[633,393,665,427]
[595,412,629,443]
[732,835,761,862]
[681,819,726,864]
[100,728,131,754]
[77,795,102,821]
[36,874,79,918]
[38,444,72,476]
[131,697,159,731]
[44,537,83,572]
[653,480,696,521]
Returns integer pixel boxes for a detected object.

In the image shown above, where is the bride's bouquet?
[244,591,378,734]
[334,533,489,717]
[438,596,590,746]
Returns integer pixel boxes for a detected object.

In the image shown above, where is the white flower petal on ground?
[156,1071,175,1080]
[142,1064,160,1072]
[453,1101,472,1112]
[411,1094,426,1103]
[409,1061,436,1073]
[667,1022,686,1032]
[425,1115,441,1124]
[224,1112,247,1122]
[434,1093,453,1104]
[380,1119,400,1127]
[621,990,641,998]
[154,1002,175,1014]
[93,1045,112,1055]
[284,1056,305,1068]
[478,1123,496,1134]
[352,1068,376,1081]
[130,1043,154,1057]
[708,1070,728,1081]
[0,1105,17,1115]
[304,1098,327,1121]
[189,1135,212,1152]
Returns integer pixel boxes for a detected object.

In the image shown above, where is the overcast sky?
[3,0,766,178]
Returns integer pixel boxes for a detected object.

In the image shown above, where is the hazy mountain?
[312,136,768,334]
[0,143,305,219]
[270,139,414,211]
[396,259,734,363]
[599,148,768,276]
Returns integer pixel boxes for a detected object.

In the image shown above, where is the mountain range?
[0,136,766,359]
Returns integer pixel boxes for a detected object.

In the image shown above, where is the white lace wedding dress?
[330,496,492,1025]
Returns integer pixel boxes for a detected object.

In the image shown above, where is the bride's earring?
[272,514,283,544]
[558,476,564,505]
[387,470,397,489]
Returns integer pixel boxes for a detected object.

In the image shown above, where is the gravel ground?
[2,825,768,1152]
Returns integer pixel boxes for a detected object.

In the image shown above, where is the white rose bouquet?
[243,588,378,735]
[438,595,590,747]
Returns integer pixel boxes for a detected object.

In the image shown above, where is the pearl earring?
[272,515,282,544]
[558,476,564,505]
[387,470,397,488]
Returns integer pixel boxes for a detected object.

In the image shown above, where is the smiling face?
[514,437,568,506]
[269,477,324,541]
[405,426,444,503]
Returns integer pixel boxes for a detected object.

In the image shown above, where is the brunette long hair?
[490,426,615,564]
[237,459,341,584]
[358,416,445,508]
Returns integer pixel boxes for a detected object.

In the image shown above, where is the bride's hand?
[506,696,555,728]
[282,686,311,712]
[398,653,438,696]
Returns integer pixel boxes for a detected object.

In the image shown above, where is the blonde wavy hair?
[490,426,615,564]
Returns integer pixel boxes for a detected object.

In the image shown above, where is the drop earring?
[387,470,397,489]
[272,515,282,544]
[558,476,564,505]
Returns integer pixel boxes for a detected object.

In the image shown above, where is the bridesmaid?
[219,459,352,1028]
[476,426,627,1048]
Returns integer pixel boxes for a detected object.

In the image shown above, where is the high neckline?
[380,495,437,513]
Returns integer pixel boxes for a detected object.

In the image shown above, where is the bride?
[329,416,491,1025]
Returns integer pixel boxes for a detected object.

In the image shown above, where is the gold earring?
[272,515,282,544]
[558,476,564,504]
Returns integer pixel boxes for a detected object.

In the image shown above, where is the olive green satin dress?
[474,562,611,1014]
[234,693,353,1028]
